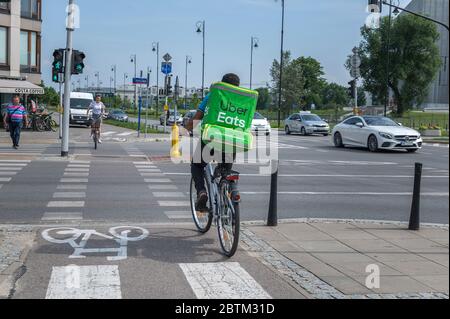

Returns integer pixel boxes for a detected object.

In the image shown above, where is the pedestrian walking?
[2,95,28,149]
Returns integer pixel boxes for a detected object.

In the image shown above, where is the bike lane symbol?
[42,226,149,261]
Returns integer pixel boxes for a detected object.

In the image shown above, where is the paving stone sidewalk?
[241,219,449,299]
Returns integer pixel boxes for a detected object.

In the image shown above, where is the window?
[21,0,41,20]
[0,27,7,65]
[0,1,10,12]
[20,30,40,72]
[289,114,299,121]
[344,117,362,125]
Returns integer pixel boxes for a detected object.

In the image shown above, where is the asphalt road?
[0,128,448,225]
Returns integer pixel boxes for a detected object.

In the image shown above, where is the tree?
[321,82,349,109]
[255,87,270,110]
[351,14,441,115]
[270,52,326,116]
[38,82,59,107]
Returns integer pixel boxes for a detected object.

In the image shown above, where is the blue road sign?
[133,78,148,85]
[161,62,172,75]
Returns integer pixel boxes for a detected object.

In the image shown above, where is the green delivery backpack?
[201,82,258,153]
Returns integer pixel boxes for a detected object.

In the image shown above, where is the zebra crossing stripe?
[148,185,178,190]
[57,185,87,190]
[153,192,185,198]
[46,265,122,299]
[144,179,171,183]
[60,178,89,183]
[179,263,272,299]
[53,192,86,199]
[0,167,22,171]
[158,201,190,207]
[42,212,83,221]
[165,211,192,219]
[0,172,17,176]
[0,178,12,182]
[47,201,85,208]
[0,160,30,163]
[65,168,90,172]
[0,163,27,167]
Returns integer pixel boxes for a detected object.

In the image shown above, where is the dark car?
[108,109,129,122]
[182,110,197,127]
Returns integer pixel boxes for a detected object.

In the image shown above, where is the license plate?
[402,142,414,146]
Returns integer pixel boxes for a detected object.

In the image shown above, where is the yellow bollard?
[170,123,181,158]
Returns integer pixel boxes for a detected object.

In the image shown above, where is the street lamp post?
[111,65,117,103]
[196,20,206,99]
[85,75,89,89]
[131,54,137,109]
[152,42,160,116]
[268,0,285,227]
[383,0,393,117]
[250,37,259,90]
[94,72,100,90]
[123,73,128,107]
[185,55,192,109]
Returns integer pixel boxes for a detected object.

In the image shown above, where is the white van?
[69,92,94,126]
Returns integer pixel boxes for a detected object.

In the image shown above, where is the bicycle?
[91,116,101,150]
[190,163,241,257]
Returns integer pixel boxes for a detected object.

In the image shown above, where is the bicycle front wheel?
[190,177,212,233]
[217,180,240,257]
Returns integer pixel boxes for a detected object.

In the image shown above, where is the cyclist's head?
[222,73,240,87]
[95,95,101,102]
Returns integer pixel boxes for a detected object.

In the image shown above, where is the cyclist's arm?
[186,110,204,132]
[86,103,93,116]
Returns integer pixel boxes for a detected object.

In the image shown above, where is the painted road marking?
[0,167,22,171]
[42,227,149,261]
[0,160,30,163]
[133,161,154,165]
[135,165,157,169]
[158,201,190,207]
[0,178,12,182]
[138,169,161,172]
[47,201,85,208]
[70,161,90,164]
[42,212,83,221]
[144,179,172,183]
[53,192,86,199]
[46,265,122,299]
[0,163,27,167]
[241,191,450,197]
[148,185,178,190]
[67,164,90,168]
[165,211,192,219]
[64,172,90,177]
[101,131,117,136]
[117,132,134,137]
[141,173,166,177]
[179,262,272,299]
[65,168,90,172]
[153,192,186,198]
[60,178,89,183]
[57,185,87,190]
[0,172,16,176]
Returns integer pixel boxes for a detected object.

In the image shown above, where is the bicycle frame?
[204,163,220,222]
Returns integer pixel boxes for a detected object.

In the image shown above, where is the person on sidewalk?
[2,95,28,149]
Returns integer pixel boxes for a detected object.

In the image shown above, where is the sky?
[41,0,412,90]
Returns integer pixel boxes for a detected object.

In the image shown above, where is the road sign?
[161,62,172,75]
[163,53,172,62]
[164,104,169,112]
[132,78,148,85]
[350,69,361,78]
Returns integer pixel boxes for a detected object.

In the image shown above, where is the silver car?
[285,112,330,136]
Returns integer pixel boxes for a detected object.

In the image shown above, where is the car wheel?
[368,135,379,152]
[334,132,344,148]
[285,126,291,135]
[323,133,329,137]
[266,132,270,136]
[407,149,419,153]
[301,127,307,136]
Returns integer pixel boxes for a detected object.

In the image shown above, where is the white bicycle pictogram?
[42,226,149,261]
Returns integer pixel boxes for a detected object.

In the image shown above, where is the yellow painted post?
[171,123,181,158]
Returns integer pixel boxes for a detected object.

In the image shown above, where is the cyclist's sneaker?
[98,139,102,144]
[195,191,208,211]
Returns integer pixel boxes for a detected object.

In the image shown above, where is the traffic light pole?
[58,79,63,139]
[61,0,75,157]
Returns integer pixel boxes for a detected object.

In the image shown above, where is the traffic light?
[52,49,64,83]
[166,76,173,96]
[348,80,356,99]
[72,50,85,75]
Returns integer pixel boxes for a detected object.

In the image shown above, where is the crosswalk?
[42,160,90,222]
[0,144,49,155]
[0,160,30,189]
[133,161,192,221]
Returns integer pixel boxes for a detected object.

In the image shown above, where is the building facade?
[405,0,449,110]
[0,0,43,104]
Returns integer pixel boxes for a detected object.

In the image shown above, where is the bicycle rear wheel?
[217,180,240,257]
[190,177,212,233]
[93,132,98,150]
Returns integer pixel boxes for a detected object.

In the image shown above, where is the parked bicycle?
[190,163,241,257]
[29,112,57,132]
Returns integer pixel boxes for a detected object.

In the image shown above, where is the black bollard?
[267,160,279,227]
[409,163,423,231]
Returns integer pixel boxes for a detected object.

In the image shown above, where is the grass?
[104,119,164,134]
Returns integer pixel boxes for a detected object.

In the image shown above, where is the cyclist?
[87,95,106,144]
[187,73,240,211]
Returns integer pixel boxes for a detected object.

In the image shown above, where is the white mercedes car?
[332,116,423,153]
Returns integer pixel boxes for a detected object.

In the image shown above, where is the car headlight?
[379,132,394,139]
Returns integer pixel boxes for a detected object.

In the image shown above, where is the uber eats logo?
[217,101,248,129]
